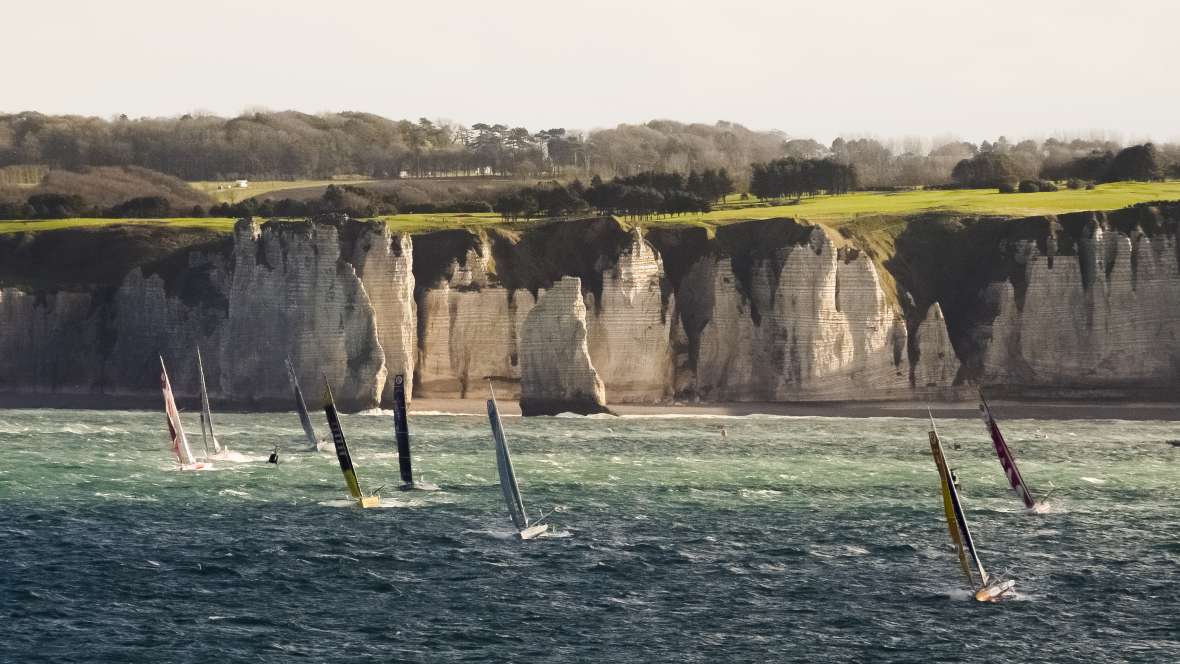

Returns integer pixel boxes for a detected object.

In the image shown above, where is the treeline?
[951,142,1178,189]
[0,113,773,182]
[3,111,1179,191]
[749,158,857,199]
[0,176,501,220]
[493,169,734,221]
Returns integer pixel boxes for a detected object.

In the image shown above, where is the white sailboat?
[196,347,229,460]
[486,387,549,540]
[929,413,1015,602]
[160,356,208,471]
[286,357,328,452]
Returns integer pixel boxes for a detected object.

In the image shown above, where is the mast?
[285,357,319,451]
[196,347,221,455]
[929,412,990,588]
[160,356,197,466]
[322,378,365,501]
[392,374,414,486]
[487,388,529,531]
[979,389,1037,510]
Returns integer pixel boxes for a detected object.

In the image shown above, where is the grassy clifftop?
[6,180,1180,236]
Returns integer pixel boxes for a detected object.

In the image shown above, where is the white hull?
[178,462,211,471]
[974,579,1016,602]
[519,523,549,540]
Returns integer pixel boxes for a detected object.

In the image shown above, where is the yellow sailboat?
[928,413,1015,602]
[322,379,381,509]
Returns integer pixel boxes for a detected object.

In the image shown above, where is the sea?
[1,408,1176,663]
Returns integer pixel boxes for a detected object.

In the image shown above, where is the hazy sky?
[5,0,1178,142]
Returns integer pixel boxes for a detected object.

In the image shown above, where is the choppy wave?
[0,407,1177,662]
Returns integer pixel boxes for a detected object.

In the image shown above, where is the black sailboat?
[392,374,438,491]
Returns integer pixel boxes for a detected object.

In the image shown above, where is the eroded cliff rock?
[415,236,535,398]
[6,205,1173,409]
[674,224,949,400]
[977,212,1180,391]
[518,276,608,415]
[584,229,675,402]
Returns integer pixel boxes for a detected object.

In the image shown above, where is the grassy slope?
[190,179,373,204]
[6,181,1180,236]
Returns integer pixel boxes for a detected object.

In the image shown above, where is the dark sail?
[322,379,363,500]
[392,374,413,485]
[980,391,1038,510]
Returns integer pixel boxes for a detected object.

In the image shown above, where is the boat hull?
[179,462,210,471]
[974,579,1016,602]
[519,524,549,540]
[357,495,382,509]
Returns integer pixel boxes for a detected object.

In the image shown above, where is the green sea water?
[1,408,1177,662]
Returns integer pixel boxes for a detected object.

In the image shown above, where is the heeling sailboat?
[195,347,227,459]
[928,413,1015,602]
[392,374,439,491]
[160,356,207,470]
[285,357,324,452]
[322,379,381,508]
[979,390,1044,513]
[486,388,549,540]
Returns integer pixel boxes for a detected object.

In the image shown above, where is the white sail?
[486,391,547,539]
[160,357,198,467]
[285,357,319,451]
[196,347,222,455]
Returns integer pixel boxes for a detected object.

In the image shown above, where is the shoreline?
[1,393,1177,421]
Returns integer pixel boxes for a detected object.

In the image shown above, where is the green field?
[191,178,373,204]
[684,181,1180,228]
[5,181,1180,236]
[0,217,239,235]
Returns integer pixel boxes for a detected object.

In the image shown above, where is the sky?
[5,0,1178,143]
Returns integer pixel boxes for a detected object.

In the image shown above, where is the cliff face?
[584,229,675,402]
[976,213,1180,391]
[3,205,1175,410]
[415,238,535,398]
[672,225,950,401]
[519,276,608,415]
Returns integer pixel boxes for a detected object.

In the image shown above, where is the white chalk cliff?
[519,276,608,415]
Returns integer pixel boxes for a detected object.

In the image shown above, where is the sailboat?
[285,357,325,452]
[322,378,381,508]
[486,387,549,540]
[195,347,228,460]
[979,390,1045,513]
[160,356,208,470]
[391,374,439,491]
[928,413,1015,602]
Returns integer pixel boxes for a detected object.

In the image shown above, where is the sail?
[929,430,974,585]
[487,396,529,531]
[285,358,319,451]
[322,380,364,500]
[392,374,414,485]
[929,419,990,587]
[196,347,221,455]
[980,392,1037,510]
[160,357,197,466]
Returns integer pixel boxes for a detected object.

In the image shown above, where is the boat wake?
[208,450,266,463]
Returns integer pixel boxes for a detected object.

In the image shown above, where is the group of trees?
[952,142,1173,189]
[492,169,734,221]
[3,111,1178,204]
[748,158,857,199]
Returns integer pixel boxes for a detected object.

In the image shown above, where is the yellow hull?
[357,495,382,509]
